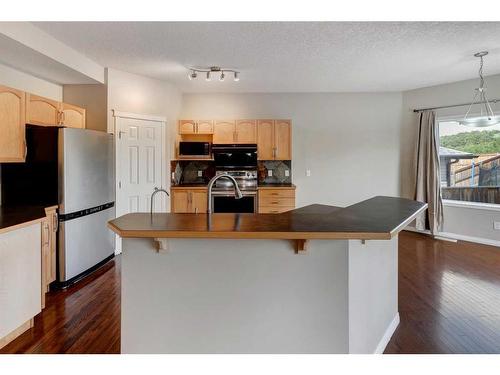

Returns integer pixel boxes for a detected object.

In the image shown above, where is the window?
[439,119,500,204]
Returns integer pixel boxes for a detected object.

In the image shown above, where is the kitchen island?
[108,196,426,354]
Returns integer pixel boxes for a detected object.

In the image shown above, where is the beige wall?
[0,62,62,100]
[106,68,182,159]
[181,93,403,207]
[63,84,107,132]
[402,74,500,244]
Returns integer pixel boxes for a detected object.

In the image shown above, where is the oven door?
[211,192,257,213]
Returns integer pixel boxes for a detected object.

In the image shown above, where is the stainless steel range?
[211,170,258,213]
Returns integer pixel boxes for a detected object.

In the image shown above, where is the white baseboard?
[374,312,400,354]
[438,232,500,247]
[404,227,500,248]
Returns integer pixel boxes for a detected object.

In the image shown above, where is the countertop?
[108,196,427,241]
[171,183,296,189]
[0,205,57,235]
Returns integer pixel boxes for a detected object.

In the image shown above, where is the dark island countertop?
[108,196,427,241]
[0,205,57,234]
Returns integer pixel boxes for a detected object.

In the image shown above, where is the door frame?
[112,110,168,254]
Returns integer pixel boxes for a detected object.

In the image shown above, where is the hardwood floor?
[385,231,500,354]
[0,258,120,354]
[1,231,499,354]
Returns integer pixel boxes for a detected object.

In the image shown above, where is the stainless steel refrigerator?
[57,128,115,286]
[1,126,115,287]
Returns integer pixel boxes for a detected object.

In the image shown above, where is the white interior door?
[116,116,166,215]
[114,113,167,253]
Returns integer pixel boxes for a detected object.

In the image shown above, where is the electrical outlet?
[285,169,290,177]
[494,221,500,230]
[306,169,311,177]
[197,170,203,177]
[268,170,273,177]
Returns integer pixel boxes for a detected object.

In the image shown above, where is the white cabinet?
[0,224,41,345]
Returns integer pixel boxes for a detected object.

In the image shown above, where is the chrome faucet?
[207,174,243,214]
[150,187,170,216]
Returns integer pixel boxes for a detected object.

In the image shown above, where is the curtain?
[414,110,443,234]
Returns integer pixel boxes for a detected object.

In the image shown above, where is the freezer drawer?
[58,205,115,284]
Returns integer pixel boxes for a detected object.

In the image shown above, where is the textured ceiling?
[33,22,500,93]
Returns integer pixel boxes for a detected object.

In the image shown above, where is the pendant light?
[460,51,500,127]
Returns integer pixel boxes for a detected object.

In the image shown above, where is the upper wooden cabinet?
[274,120,292,160]
[179,120,213,135]
[257,120,291,160]
[213,120,236,144]
[176,118,291,159]
[61,103,85,129]
[213,120,257,144]
[196,120,214,134]
[235,120,257,144]
[26,93,86,128]
[256,120,275,160]
[26,94,60,126]
[0,85,26,162]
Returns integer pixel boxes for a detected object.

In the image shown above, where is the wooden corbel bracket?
[294,239,308,254]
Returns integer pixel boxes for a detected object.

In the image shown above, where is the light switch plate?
[306,169,311,177]
[494,221,500,230]
[268,170,273,177]
[197,170,203,177]
[285,169,290,177]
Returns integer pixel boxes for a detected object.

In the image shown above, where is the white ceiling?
[33,22,500,93]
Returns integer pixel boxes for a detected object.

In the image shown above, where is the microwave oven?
[178,141,211,157]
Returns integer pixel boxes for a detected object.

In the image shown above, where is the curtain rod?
[413,98,500,113]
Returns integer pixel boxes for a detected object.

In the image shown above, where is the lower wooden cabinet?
[171,188,207,213]
[258,188,296,213]
[0,223,41,349]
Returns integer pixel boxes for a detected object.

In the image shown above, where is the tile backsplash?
[171,160,215,185]
[171,160,292,185]
[258,160,292,184]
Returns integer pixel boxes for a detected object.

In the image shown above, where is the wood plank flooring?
[0,258,120,354]
[1,231,499,354]
[385,231,500,354]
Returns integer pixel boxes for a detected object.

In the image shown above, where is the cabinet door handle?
[53,212,59,232]
[44,223,50,246]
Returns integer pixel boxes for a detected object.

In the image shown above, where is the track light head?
[233,71,239,81]
[188,70,197,80]
[219,71,225,81]
[206,71,211,81]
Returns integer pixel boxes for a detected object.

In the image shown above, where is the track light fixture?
[188,66,240,82]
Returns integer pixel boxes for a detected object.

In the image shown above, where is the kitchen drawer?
[259,206,294,214]
[259,189,295,198]
[259,197,295,207]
